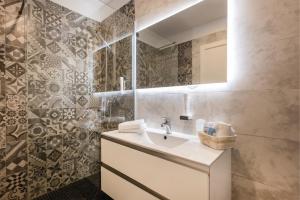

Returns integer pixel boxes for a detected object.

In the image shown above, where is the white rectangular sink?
[145,130,188,148]
[101,128,231,200]
[102,128,224,167]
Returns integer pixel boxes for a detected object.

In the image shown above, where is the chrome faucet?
[161,117,172,134]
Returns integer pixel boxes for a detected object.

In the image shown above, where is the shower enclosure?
[0,0,135,199]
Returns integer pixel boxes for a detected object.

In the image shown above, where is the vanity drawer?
[101,167,159,200]
[101,139,209,200]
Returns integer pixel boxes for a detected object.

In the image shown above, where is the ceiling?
[51,0,130,22]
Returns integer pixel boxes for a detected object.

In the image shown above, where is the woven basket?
[198,132,236,150]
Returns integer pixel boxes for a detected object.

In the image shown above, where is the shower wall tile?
[0,0,134,198]
[95,0,134,47]
[45,0,62,28]
[0,106,5,125]
[0,148,5,177]
[62,132,79,161]
[62,158,77,185]
[46,108,63,136]
[4,0,24,16]
[5,14,25,48]
[5,45,25,62]
[27,138,47,198]
[27,0,46,26]
[28,137,46,162]
[0,171,27,200]
[5,62,26,95]
[5,140,27,175]
[28,176,47,199]
[0,21,4,44]
[28,109,48,140]
[46,135,63,191]
[0,126,5,149]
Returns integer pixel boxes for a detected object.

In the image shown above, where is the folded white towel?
[118,120,146,134]
[118,119,145,130]
[120,127,146,134]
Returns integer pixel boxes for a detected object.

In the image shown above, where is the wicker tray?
[198,132,237,150]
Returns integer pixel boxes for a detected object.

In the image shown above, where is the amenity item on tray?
[199,132,237,150]
[216,122,234,137]
[199,121,236,149]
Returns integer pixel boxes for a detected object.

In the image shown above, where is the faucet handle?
[161,117,170,124]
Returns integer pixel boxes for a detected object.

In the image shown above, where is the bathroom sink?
[146,130,188,148]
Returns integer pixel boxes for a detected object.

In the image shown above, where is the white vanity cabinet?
[101,131,231,200]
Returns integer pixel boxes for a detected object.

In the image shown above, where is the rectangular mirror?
[93,36,133,92]
[137,0,227,89]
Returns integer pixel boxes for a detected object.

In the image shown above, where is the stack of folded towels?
[118,119,146,134]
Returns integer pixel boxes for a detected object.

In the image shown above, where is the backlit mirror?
[137,0,227,89]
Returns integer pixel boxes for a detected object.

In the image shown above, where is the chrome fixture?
[161,117,172,135]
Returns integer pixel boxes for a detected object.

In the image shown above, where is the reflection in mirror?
[93,36,132,92]
[92,0,134,93]
[137,0,227,89]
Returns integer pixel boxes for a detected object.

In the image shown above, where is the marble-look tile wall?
[135,0,299,199]
[0,0,135,199]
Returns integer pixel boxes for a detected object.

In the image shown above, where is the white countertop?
[102,128,225,168]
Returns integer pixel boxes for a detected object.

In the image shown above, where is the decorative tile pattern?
[62,158,77,185]
[62,132,79,161]
[5,140,27,175]
[4,0,24,16]
[6,95,27,142]
[0,107,5,126]
[46,134,63,191]
[28,176,47,199]
[93,36,132,92]
[0,0,4,42]
[28,138,47,199]
[178,41,192,85]
[46,108,62,135]
[0,44,5,107]
[27,0,46,26]
[0,148,5,177]
[46,26,61,42]
[28,137,46,162]
[28,80,64,109]
[5,15,25,48]
[28,109,48,140]
[0,126,5,149]
[5,45,25,62]
[45,4,62,29]
[0,0,135,198]
[0,171,27,200]
[5,62,26,95]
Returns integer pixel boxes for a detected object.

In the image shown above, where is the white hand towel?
[118,120,146,134]
[118,119,145,130]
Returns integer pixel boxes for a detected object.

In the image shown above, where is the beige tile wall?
[135,0,300,199]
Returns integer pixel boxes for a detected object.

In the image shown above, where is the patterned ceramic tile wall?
[0,0,135,199]
[93,36,133,92]
[137,40,179,88]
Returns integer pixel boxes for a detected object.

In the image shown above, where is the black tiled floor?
[34,177,112,200]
